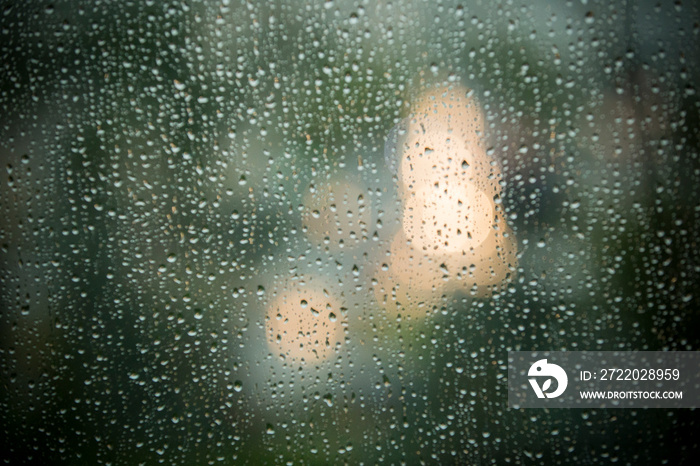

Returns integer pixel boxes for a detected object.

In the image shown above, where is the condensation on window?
[1,1,698,464]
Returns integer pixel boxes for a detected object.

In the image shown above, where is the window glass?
[1,0,698,463]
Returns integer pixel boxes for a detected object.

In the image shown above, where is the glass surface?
[1,0,698,463]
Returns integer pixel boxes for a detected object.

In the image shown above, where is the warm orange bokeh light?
[402,181,494,254]
[398,86,497,197]
[266,281,342,363]
[442,219,518,297]
[373,232,447,318]
[376,83,518,313]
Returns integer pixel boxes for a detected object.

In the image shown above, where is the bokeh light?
[379,83,518,310]
[265,278,343,363]
[402,181,494,253]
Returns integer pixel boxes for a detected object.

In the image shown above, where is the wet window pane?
[1,1,698,463]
